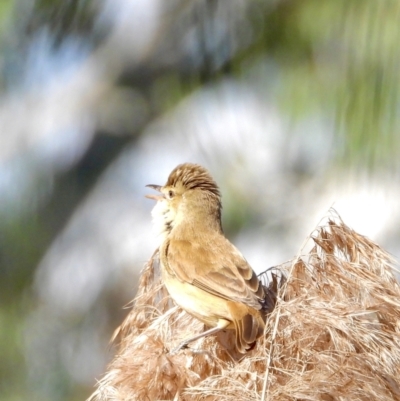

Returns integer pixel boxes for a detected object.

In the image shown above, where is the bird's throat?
[151,200,175,240]
[151,195,223,242]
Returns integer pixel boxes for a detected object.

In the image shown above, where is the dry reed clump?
[88,213,400,401]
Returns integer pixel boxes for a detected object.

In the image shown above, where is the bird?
[146,163,275,354]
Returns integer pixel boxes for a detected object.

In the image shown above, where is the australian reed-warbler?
[146,163,275,353]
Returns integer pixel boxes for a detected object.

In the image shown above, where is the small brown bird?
[146,163,274,353]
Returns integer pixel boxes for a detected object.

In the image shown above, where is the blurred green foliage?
[265,1,400,169]
[0,0,13,27]
[27,0,101,44]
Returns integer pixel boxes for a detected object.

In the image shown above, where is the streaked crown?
[166,163,221,199]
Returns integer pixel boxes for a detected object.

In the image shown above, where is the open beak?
[145,184,165,201]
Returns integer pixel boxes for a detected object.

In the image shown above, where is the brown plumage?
[146,163,274,353]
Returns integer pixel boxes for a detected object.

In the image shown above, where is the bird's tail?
[233,310,265,353]
[231,270,284,353]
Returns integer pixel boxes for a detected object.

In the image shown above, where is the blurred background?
[1,0,400,400]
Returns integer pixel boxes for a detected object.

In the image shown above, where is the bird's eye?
[168,190,175,198]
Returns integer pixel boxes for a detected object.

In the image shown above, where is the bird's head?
[146,163,222,237]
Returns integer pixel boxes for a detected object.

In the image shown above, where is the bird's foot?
[169,343,212,360]
[170,341,189,354]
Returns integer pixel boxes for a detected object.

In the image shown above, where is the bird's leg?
[170,320,230,354]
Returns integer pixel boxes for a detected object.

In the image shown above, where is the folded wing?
[164,238,265,311]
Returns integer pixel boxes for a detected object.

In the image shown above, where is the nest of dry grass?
[89,212,400,401]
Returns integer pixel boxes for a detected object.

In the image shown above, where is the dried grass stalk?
[88,212,400,401]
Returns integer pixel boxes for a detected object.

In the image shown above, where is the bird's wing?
[164,238,264,310]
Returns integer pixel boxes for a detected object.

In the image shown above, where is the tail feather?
[234,312,265,353]
[229,270,285,353]
[243,314,260,344]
